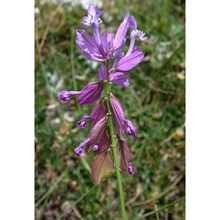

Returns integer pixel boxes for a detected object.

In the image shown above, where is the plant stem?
[103,60,127,220]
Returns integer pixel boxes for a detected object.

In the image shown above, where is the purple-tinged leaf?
[92,150,114,184]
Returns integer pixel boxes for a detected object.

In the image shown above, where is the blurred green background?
[35,0,185,219]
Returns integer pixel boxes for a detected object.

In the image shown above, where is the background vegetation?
[35,0,185,219]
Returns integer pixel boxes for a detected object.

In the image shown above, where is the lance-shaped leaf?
[117,140,132,172]
[92,150,114,184]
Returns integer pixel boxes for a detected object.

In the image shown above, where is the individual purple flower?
[129,15,148,42]
[74,138,90,156]
[125,119,136,135]
[125,16,147,57]
[58,91,81,103]
[78,82,103,105]
[78,116,90,128]
[128,161,135,174]
[77,101,107,128]
[92,145,99,151]
[81,3,103,28]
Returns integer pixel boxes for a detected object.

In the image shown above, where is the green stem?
[104,60,127,220]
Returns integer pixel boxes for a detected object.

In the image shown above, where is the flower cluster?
[58,3,147,184]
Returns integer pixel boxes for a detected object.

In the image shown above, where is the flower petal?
[90,101,107,126]
[58,90,81,103]
[112,12,130,51]
[78,82,103,105]
[98,65,107,81]
[110,72,130,87]
[110,95,126,131]
[115,47,144,72]
[76,29,104,61]
[85,116,108,152]
[125,119,136,135]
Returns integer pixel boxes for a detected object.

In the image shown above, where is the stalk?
[103,60,127,220]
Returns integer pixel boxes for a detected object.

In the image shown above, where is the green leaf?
[91,150,114,184]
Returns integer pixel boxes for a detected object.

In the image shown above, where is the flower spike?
[59,3,147,187]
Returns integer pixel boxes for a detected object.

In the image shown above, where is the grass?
[35,0,185,219]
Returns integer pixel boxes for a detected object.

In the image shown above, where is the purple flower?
[100,31,115,59]
[76,29,105,62]
[81,3,103,28]
[85,116,111,152]
[98,65,130,87]
[78,115,90,128]
[110,95,126,132]
[128,161,135,174]
[98,65,107,81]
[110,95,136,135]
[125,120,136,135]
[89,101,107,126]
[78,101,107,128]
[115,46,145,72]
[78,82,103,105]
[74,138,90,156]
[112,12,131,52]
[129,15,148,42]
[58,90,81,103]
[110,72,130,87]
[92,145,99,151]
